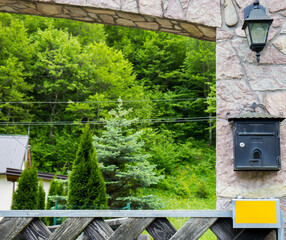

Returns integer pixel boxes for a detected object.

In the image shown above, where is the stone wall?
[216,0,286,218]
[0,0,221,41]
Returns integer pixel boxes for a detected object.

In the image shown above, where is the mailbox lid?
[228,112,285,122]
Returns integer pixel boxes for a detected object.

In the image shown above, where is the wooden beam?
[84,218,114,240]
[0,210,232,218]
[146,217,177,240]
[47,217,94,240]
[0,217,34,240]
[210,218,242,240]
[169,217,217,240]
[108,217,155,240]
[17,218,51,240]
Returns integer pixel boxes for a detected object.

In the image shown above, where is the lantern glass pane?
[245,25,252,46]
[249,22,269,44]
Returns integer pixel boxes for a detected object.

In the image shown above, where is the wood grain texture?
[0,217,34,240]
[47,217,94,240]
[169,217,217,240]
[108,217,155,240]
[210,218,242,240]
[146,218,177,240]
[234,229,275,240]
[84,218,114,240]
[0,210,232,218]
[76,232,90,240]
[16,218,51,240]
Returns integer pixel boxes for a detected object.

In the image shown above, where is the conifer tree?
[46,177,59,210]
[11,164,39,210]
[46,177,68,225]
[68,125,107,209]
[94,98,163,209]
[38,180,45,209]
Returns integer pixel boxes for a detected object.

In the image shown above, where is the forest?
[0,12,216,216]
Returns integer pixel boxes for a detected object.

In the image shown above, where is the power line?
[0,117,216,126]
[0,98,209,104]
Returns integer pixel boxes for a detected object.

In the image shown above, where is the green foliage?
[46,177,67,225]
[19,15,106,45]
[68,125,107,209]
[104,26,216,142]
[30,127,80,172]
[0,14,34,133]
[46,177,67,210]
[94,99,163,209]
[11,165,39,210]
[141,128,179,174]
[155,139,216,200]
[38,180,46,209]
[0,14,217,212]
[46,177,58,210]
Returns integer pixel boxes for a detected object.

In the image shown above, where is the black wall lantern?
[242,0,273,63]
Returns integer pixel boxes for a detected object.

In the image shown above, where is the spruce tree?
[11,164,39,210]
[38,180,46,209]
[68,125,107,209]
[94,98,163,209]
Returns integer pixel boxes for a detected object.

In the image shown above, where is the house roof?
[6,168,68,182]
[0,135,29,174]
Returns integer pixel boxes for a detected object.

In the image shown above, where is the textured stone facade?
[0,0,222,41]
[216,0,286,218]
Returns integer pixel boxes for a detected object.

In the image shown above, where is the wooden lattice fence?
[0,210,282,240]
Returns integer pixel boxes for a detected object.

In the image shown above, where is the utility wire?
[0,117,216,126]
[0,98,209,104]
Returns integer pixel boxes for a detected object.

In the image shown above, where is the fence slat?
[108,217,155,240]
[146,217,177,240]
[84,218,114,240]
[169,217,217,240]
[210,218,242,240]
[47,217,94,240]
[17,218,51,240]
[0,217,34,240]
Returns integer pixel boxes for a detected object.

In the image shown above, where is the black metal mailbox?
[228,113,284,171]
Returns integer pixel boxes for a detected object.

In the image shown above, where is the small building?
[0,135,67,210]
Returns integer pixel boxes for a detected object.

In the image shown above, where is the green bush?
[38,180,45,209]
[68,125,107,209]
[11,164,39,210]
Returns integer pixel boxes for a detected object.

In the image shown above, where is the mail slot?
[228,113,284,171]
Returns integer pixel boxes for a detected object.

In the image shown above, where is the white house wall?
[0,175,14,210]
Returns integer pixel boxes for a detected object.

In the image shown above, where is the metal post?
[53,202,58,226]
[278,210,284,240]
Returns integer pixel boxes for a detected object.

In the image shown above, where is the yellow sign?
[235,200,277,224]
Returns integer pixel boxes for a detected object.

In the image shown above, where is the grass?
[145,188,217,239]
[142,163,217,239]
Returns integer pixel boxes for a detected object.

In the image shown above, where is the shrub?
[11,164,39,210]
[68,125,107,209]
